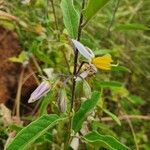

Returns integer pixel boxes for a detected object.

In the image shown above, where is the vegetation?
[0,0,149,149]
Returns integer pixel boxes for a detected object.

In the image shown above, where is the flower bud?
[28,81,50,103]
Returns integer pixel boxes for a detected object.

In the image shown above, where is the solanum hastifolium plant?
[6,0,131,150]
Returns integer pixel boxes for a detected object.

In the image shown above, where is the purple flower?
[28,81,50,103]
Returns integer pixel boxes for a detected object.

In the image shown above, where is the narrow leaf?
[83,131,129,150]
[127,95,145,105]
[60,0,79,38]
[72,91,101,133]
[111,66,131,73]
[7,114,63,150]
[99,81,123,88]
[115,23,150,31]
[83,0,111,21]
[103,109,121,126]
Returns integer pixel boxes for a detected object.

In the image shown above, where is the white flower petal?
[72,39,95,60]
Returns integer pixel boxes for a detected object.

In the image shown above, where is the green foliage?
[39,91,55,116]
[111,65,131,73]
[83,131,129,150]
[103,109,121,126]
[60,0,79,38]
[83,0,111,21]
[72,91,101,132]
[7,114,63,150]
[98,81,123,88]
[115,23,150,31]
[9,51,28,64]
[127,95,145,105]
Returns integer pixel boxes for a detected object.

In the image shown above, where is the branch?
[101,115,150,122]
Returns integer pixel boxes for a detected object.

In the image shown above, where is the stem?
[101,115,150,122]
[76,61,88,75]
[31,55,43,75]
[121,111,139,150]
[71,0,85,111]
[66,1,86,148]
[15,66,25,118]
[50,0,59,38]
[107,0,120,37]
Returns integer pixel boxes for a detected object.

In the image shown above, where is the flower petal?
[72,39,95,60]
[28,81,50,103]
[92,54,113,70]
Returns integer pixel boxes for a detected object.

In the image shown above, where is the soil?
[0,27,21,103]
[0,27,38,114]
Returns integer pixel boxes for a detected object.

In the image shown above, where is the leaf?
[7,114,63,150]
[111,66,131,73]
[72,91,101,133]
[103,109,121,126]
[60,0,79,38]
[83,80,92,98]
[83,131,129,150]
[92,121,116,137]
[9,124,23,133]
[115,23,150,31]
[33,49,53,65]
[127,95,145,105]
[9,51,28,64]
[99,81,123,88]
[57,88,67,113]
[83,0,111,21]
[39,91,54,116]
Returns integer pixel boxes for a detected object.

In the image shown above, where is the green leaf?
[83,131,129,150]
[111,66,131,73]
[72,91,101,133]
[115,23,150,31]
[83,80,92,99]
[99,81,123,88]
[7,114,63,150]
[60,0,79,38]
[92,121,116,137]
[127,95,145,105]
[33,49,53,65]
[9,124,23,133]
[39,91,54,116]
[9,51,28,64]
[83,0,111,21]
[103,109,121,126]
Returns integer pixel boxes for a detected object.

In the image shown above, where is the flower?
[28,81,50,103]
[72,39,94,61]
[92,54,113,70]
[72,39,113,71]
